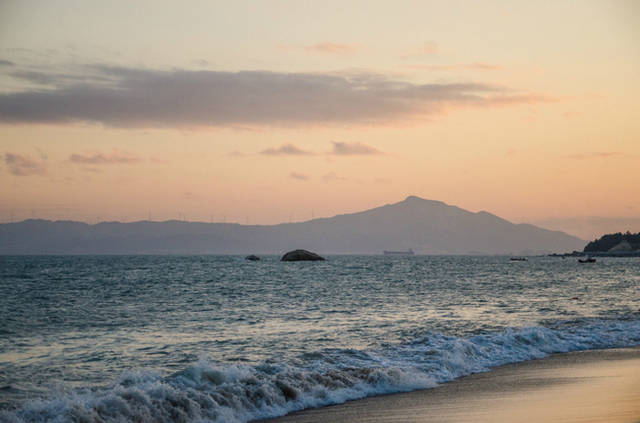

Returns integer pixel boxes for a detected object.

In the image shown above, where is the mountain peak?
[404,195,424,202]
[401,195,444,206]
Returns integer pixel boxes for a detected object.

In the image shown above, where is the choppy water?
[1,255,639,422]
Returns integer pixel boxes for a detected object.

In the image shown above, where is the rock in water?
[281,249,325,261]
[245,255,260,261]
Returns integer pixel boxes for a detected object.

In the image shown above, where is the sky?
[1,0,639,239]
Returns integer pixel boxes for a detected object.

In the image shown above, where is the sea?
[1,255,639,422]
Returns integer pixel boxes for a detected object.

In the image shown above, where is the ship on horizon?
[383,248,414,255]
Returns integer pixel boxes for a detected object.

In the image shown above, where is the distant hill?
[0,196,585,255]
[533,216,640,241]
[584,232,640,253]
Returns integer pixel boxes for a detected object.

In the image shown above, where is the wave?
[4,318,640,423]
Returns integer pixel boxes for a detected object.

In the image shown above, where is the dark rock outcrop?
[584,232,640,252]
[281,249,325,261]
[245,255,260,261]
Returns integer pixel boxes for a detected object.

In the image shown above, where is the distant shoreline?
[0,197,585,254]
[549,251,640,257]
[0,251,640,259]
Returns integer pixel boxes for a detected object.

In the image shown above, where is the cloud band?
[0,65,548,128]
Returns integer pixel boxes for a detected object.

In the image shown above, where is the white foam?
[4,319,640,423]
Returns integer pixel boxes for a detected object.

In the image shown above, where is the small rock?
[245,255,260,261]
[281,249,325,261]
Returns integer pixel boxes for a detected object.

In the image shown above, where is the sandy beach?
[261,347,640,423]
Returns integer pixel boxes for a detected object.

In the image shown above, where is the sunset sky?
[1,0,639,239]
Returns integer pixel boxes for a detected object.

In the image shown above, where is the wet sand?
[261,347,640,423]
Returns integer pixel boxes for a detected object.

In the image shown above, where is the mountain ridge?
[0,196,585,255]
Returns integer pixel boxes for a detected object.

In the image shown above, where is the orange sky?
[1,1,639,239]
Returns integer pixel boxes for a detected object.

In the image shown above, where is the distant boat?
[383,249,414,255]
[578,257,596,263]
[510,257,528,261]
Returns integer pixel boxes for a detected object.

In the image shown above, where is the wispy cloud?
[403,62,502,71]
[289,172,310,181]
[4,152,46,176]
[322,171,348,182]
[260,143,314,156]
[277,42,360,54]
[69,152,142,165]
[401,42,439,59]
[303,42,360,54]
[330,141,383,155]
[0,64,549,128]
[563,152,624,160]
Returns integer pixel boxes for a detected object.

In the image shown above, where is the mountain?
[0,196,585,255]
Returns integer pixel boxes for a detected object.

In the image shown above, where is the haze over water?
[2,255,639,421]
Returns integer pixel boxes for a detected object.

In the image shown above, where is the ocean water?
[1,255,639,422]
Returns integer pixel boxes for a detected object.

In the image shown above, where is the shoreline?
[259,347,640,423]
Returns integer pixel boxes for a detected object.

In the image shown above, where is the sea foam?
[4,318,640,423]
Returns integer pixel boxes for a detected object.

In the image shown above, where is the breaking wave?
[4,319,640,423]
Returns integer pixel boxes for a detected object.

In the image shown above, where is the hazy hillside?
[0,196,585,255]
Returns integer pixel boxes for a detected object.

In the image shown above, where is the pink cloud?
[330,141,384,155]
[563,152,625,160]
[403,62,502,71]
[69,152,142,165]
[401,42,439,59]
[322,171,348,182]
[278,42,360,54]
[303,42,360,54]
[260,144,314,156]
[4,152,47,176]
[289,172,310,181]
